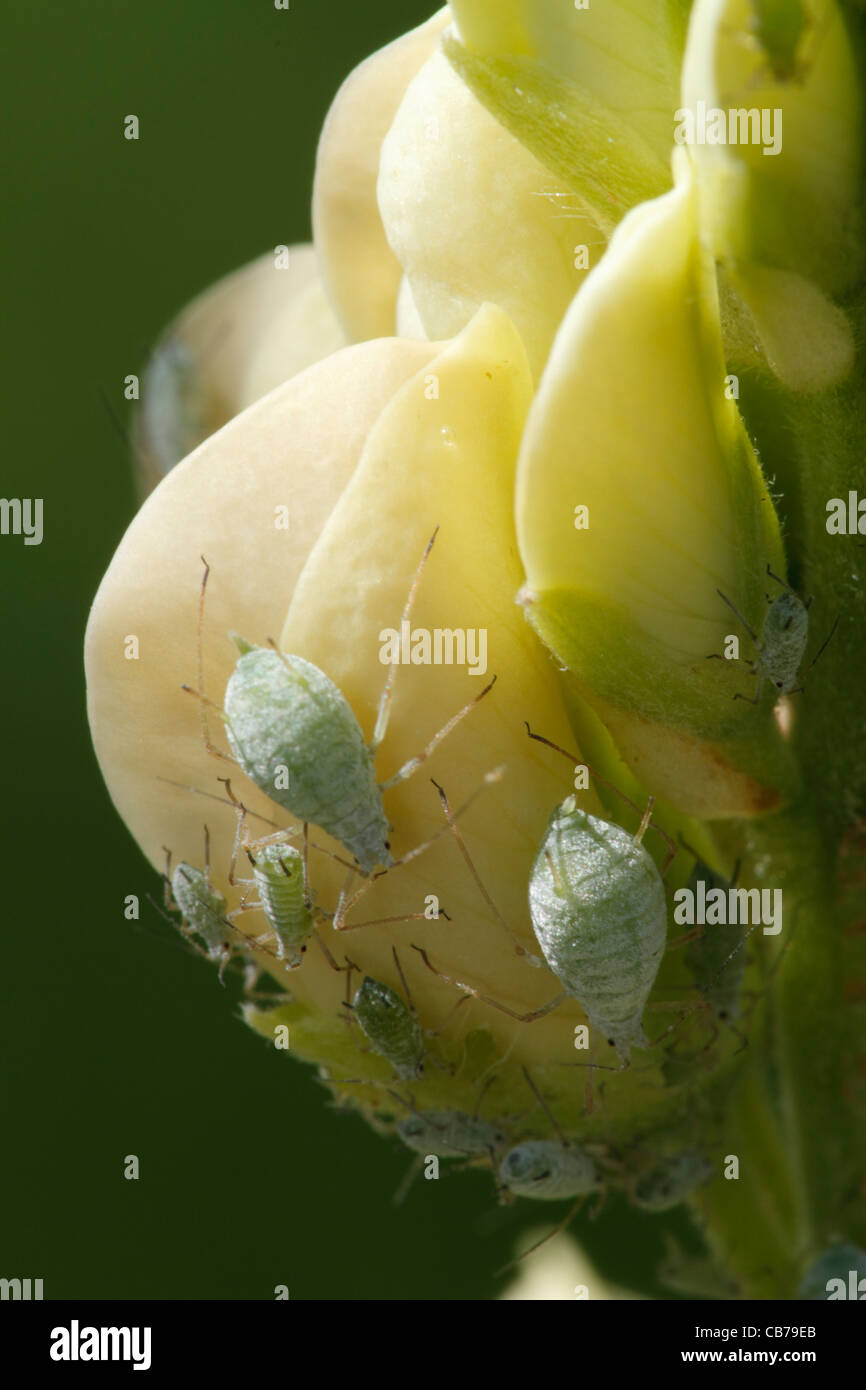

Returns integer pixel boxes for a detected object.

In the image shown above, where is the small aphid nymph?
[246,842,314,968]
[714,565,836,704]
[499,1140,600,1201]
[398,1110,505,1159]
[353,973,424,1081]
[170,862,233,965]
[631,1150,714,1212]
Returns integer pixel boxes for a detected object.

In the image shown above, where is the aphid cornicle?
[631,1151,714,1212]
[498,1140,600,1201]
[353,974,425,1081]
[528,795,668,1061]
[398,1111,505,1159]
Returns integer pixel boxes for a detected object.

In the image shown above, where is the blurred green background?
[1,0,699,1299]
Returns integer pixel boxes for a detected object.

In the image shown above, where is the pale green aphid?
[246,841,313,968]
[499,1140,600,1201]
[169,861,233,964]
[224,642,392,876]
[353,973,425,1081]
[631,1151,714,1211]
[528,796,668,1061]
[714,565,835,704]
[398,1110,505,1159]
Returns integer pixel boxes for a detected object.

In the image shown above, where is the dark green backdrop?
[1,0,695,1299]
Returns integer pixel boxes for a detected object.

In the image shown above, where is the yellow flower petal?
[516,157,791,816]
[86,336,437,892]
[136,245,346,489]
[312,8,450,342]
[681,0,862,389]
[378,48,603,380]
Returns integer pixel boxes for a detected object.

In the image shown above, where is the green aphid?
[631,1150,714,1212]
[529,797,668,1061]
[398,1110,505,1159]
[170,862,233,964]
[247,842,314,969]
[499,1141,600,1201]
[353,974,424,1081]
[224,642,392,876]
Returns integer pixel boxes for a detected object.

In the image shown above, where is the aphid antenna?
[802,613,840,679]
[411,944,568,1024]
[431,773,544,963]
[715,586,759,643]
[524,723,677,873]
[370,524,440,757]
[180,556,237,767]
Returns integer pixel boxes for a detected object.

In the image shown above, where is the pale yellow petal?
[136,245,346,487]
[312,8,451,341]
[86,337,437,895]
[378,48,604,380]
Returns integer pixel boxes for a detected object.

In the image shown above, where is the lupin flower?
[86,0,866,1300]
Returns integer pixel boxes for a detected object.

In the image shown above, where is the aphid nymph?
[352,950,425,1081]
[713,564,836,704]
[498,1140,600,1201]
[630,1150,714,1212]
[398,1109,505,1160]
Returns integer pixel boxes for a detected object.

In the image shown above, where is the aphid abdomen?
[353,976,424,1080]
[529,802,667,1060]
[499,1141,599,1200]
[223,645,391,872]
[251,844,313,967]
[171,863,231,959]
[398,1111,504,1158]
[631,1151,713,1211]
[761,592,809,692]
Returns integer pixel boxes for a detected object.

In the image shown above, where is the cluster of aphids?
[157,529,784,1214]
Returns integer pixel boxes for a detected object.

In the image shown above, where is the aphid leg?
[412,945,568,1022]
[431,776,543,963]
[521,1066,569,1146]
[733,673,764,705]
[369,525,440,756]
[524,723,677,873]
[179,557,238,766]
[716,586,759,643]
[332,770,504,930]
[378,676,497,792]
[801,614,839,680]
